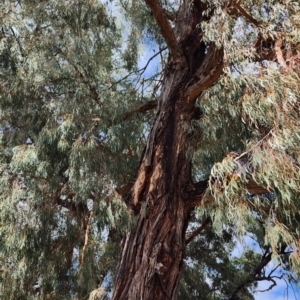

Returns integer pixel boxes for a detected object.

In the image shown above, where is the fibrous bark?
[112,1,222,299]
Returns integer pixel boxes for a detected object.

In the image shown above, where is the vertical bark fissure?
[112,2,223,299]
[113,69,193,299]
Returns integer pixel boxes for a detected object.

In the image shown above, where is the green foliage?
[179,227,257,300]
[0,0,300,299]
[0,0,143,298]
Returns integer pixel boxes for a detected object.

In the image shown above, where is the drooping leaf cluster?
[192,0,300,296]
[0,0,150,298]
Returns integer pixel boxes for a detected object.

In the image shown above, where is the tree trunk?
[112,1,223,299]
[112,69,193,300]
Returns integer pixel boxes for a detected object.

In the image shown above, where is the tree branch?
[235,2,260,27]
[185,44,224,101]
[115,181,134,196]
[229,252,273,299]
[55,194,90,215]
[185,177,269,209]
[229,244,287,300]
[122,100,157,121]
[144,0,182,60]
[163,8,176,22]
[186,217,211,244]
[253,34,300,65]
[72,64,102,107]
[246,177,270,194]
[183,180,209,209]
[227,1,260,27]
[227,4,299,70]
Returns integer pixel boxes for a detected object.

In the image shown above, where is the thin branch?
[81,211,93,265]
[256,278,277,292]
[71,64,102,107]
[122,100,158,121]
[144,0,182,60]
[186,217,211,244]
[235,2,260,27]
[107,47,167,90]
[268,264,280,277]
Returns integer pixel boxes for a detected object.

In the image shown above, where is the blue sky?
[233,237,300,300]
[256,276,300,300]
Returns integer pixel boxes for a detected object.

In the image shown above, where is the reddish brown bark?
[112,2,221,299]
[112,61,198,300]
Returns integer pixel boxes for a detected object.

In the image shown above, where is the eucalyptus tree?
[0,0,300,300]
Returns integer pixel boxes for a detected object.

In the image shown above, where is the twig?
[81,211,93,265]
[107,47,167,90]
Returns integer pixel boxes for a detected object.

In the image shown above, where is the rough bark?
[112,1,222,299]
[112,56,195,300]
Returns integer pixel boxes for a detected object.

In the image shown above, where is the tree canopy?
[0,0,300,299]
